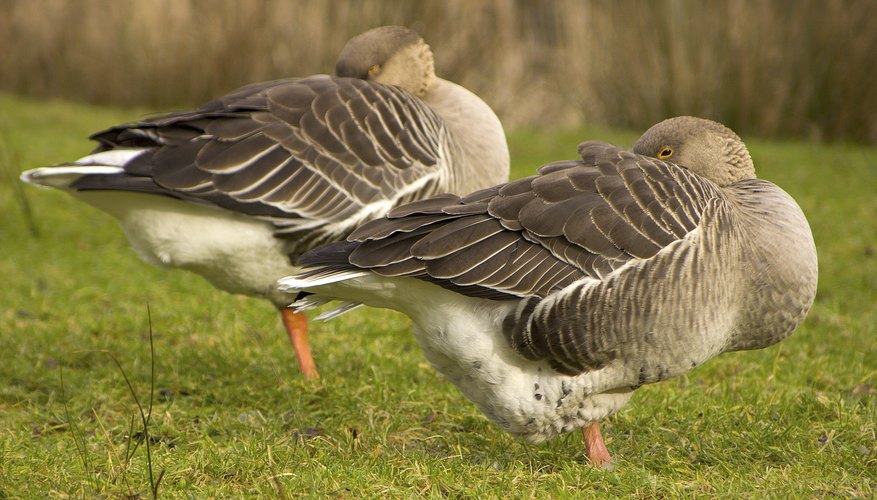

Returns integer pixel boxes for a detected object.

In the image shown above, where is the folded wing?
[75,76,448,242]
[309,142,723,300]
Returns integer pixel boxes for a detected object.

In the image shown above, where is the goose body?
[279,117,818,460]
[20,26,510,377]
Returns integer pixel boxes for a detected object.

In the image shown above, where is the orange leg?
[582,421,613,466]
[280,308,319,379]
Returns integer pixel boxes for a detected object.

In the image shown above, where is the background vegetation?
[0,95,875,496]
[2,0,877,142]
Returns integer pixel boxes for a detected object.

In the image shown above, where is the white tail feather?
[20,149,147,189]
[276,269,368,291]
[20,165,126,188]
[286,283,364,321]
[74,149,147,167]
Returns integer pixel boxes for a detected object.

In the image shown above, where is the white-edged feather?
[20,165,125,189]
[314,302,363,321]
[277,269,369,290]
[287,295,362,319]
[20,149,147,189]
[289,295,332,312]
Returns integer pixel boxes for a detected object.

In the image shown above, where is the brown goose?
[278,117,818,464]
[20,26,510,379]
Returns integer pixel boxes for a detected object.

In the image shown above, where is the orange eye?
[367,65,381,77]
[657,147,674,159]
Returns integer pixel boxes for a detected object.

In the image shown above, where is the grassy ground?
[0,94,874,497]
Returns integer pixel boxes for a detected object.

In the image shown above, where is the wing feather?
[75,76,448,248]
[320,141,724,300]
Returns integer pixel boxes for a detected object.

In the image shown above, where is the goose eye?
[367,65,381,77]
[657,147,674,159]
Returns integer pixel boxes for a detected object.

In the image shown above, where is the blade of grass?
[99,304,161,498]
[59,365,92,490]
[122,413,138,485]
[91,407,134,493]
[264,444,290,500]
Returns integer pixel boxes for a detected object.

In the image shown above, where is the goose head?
[335,26,436,98]
[632,116,756,186]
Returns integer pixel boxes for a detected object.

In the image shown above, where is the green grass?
[0,93,874,497]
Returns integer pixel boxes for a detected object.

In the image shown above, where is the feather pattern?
[340,142,722,300]
[73,76,450,251]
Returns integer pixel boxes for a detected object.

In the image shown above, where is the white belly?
[413,306,633,442]
[74,191,297,304]
[323,275,635,442]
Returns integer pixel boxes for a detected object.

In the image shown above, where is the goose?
[278,116,818,464]
[20,26,510,379]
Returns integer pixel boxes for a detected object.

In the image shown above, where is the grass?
[0,93,875,496]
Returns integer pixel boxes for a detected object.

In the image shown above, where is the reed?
[1,0,876,143]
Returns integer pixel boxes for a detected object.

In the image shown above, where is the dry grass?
[1,0,876,142]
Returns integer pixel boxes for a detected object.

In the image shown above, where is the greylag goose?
[20,26,509,379]
[278,116,818,464]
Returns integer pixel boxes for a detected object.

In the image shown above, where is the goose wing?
[310,142,723,301]
[75,75,448,239]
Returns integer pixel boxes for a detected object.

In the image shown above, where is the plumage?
[19,26,510,379]
[278,116,818,463]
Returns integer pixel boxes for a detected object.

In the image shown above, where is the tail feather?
[20,149,147,189]
[289,295,331,312]
[279,239,370,320]
[277,268,368,291]
[314,302,363,321]
[20,165,126,189]
[282,239,367,289]
[297,240,360,268]
[72,149,147,167]
[286,291,363,321]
